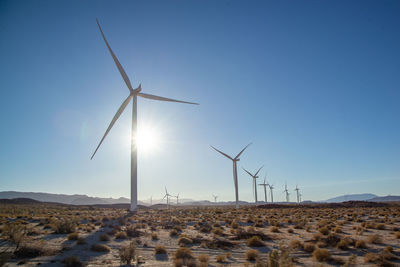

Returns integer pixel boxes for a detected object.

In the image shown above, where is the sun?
[135,124,161,153]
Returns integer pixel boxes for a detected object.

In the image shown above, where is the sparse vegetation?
[246,249,259,261]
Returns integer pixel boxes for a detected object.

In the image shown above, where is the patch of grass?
[154,245,167,254]
[216,254,226,263]
[119,241,136,265]
[367,234,382,244]
[313,248,331,262]
[115,231,127,239]
[178,236,193,246]
[319,226,330,235]
[355,239,367,248]
[151,233,158,240]
[99,233,110,241]
[175,247,193,261]
[270,226,279,233]
[337,239,349,250]
[91,244,110,253]
[246,249,259,261]
[303,243,315,253]
[247,236,264,247]
[62,256,83,267]
[67,232,78,240]
[198,254,209,265]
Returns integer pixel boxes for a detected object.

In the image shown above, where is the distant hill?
[369,195,400,202]
[325,193,377,203]
[0,191,133,206]
[0,198,42,204]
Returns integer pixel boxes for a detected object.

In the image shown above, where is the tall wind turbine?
[175,193,180,205]
[243,166,264,204]
[212,194,218,203]
[269,184,274,203]
[162,187,172,209]
[294,185,300,204]
[258,174,269,203]
[91,20,198,212]
[283,183,290,203]
[211,143,251,209]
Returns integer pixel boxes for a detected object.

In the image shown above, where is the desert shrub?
[246,249,259,261]
[289,239,302,249]
[270,226,279,233]
[186,259,198,267]
[52,219,76,234]
[62,256,83,267]
[247,236,264,247]
[337,239,349,250]
[287,228,294,233]
[313,248,331,262]
[119,241,136,265]
[367,234,382,244]
[212,227,224,235]
[175,247,193,261]
[99,233,110,241]
[126,225,141,237]
[154,245,167,254]
[173,258,183,267]
[268,250,279,267]
[198,254,209,264]
[67,232,78,240]
[115,231,127,239]
[77,237,86,245]
[352,237,365,248]
[394,232,400,239]
[230,221,239,229]
[151,233,158,240]
[91,244,110,253]
[2,222,27,252]
[303,243,315,253]
[216,254,226,263]
[170,229,178,237]
[178,236,193,246]
[14,243,44,258]
[364,252,380,263]
[319,226,330,235]
[376,224,385,230]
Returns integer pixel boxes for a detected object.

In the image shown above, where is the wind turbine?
[269,184,274,203]
[174,193,180,205]
[210,143,251,209]
[283,183,290,203]
[294,185,300,204]
[243,166,264,204]
[162,187,172,209]
[212,194,218,203]
[258,174,269,203]
[90,20,198,212]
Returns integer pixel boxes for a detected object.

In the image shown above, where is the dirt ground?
[0,202,399,266]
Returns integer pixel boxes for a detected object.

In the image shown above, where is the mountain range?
[0,191,399,206]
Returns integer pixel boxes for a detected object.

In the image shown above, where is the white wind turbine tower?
[283,183,290,203]
[91,20,198,212]
[269,184,274,203]
[258,174,269,203]
[211,143,251,209]
[162,187,172,209]
[212,194,218,203]
[294,185,300,204]
[174,193,180,205]
[243,166,264,204]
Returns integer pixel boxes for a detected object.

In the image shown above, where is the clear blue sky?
[1,0,399,202]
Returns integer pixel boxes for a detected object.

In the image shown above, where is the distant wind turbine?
[162,187,172,209]
[294,185,300,204]
[283,183,290,203]
[174,193,180,205]
[258,174,269,203]
[212,194,218,203]
[211,143,251,209]
[90,19,198,212]
[269,184,274,203]
[243,166,264,204]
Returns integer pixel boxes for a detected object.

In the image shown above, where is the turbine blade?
[96,19,134,93]
[234,143,251,160]
[254,165,264,177]
[137,92,198,105]
[91,94,133,159]
[210,146,233,160]
[242,168,253,177]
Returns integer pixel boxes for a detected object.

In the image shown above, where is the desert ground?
[1,201,399,266]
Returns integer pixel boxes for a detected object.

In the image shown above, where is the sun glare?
[135,124,161,153]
